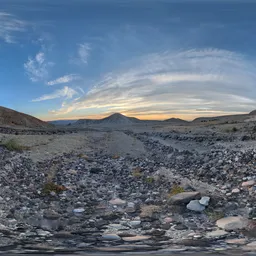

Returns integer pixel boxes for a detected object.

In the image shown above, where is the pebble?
[232,188,240,193]
[102,234,121,241]
[73,208,85,213]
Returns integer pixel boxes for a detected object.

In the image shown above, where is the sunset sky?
[1,0,256,121]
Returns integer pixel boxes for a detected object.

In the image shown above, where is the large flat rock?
[168,192,200,205]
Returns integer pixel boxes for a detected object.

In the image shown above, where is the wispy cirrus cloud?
[32,86,78,102]
[47,74,81,86]
[70,43,91,65]
[49,48,256,119]
[24,51,54,82]
[0,12,28,43]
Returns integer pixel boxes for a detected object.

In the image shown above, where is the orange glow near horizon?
[39,110,247,122]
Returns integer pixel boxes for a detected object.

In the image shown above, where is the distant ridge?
[0,106,52,128]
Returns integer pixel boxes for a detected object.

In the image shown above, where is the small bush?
[132,167,143,178]
[205,209,225,222]
[2,139,29,152]
[168,185,185,198]
[232,127,238,132]
[145,176,154,183]
[42,182,67,195]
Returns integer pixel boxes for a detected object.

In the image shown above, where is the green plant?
[132,167,143,178]
[42,182,67,195]
[2,139,29,152]
[145,176,154,183]
[205,209,225,222]
[168,185,185,198]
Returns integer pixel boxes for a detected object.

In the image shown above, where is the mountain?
[164,117,189,125]
[249,110,256,115]
[0,106,52,128]
[74,113,141,126]
[48,120,77,126]
[99,113,140,125]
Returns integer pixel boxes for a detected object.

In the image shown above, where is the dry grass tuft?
[168,185,185,198]
[2,139,30,152]
[140,205,160,218]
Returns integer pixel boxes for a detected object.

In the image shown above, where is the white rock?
[242,180,255,187]
[129,220,141,227]
[186,200,205,212]
[122,235,151,242]
[73,208,85,213]
[199,196,210,206]
[205,229,228,238]
[231,188,240,193]
[109,198,127,206]
[102,234,121,241]
[225,238,247,245]
[216,216,249,231]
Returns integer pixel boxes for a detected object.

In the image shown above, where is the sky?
[1,0,256,121]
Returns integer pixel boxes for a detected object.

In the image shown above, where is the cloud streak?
[47,74,80,85]
[24,51,54,82]
[32,86,78,102]
[49,48,256,119]
[0,12,27,43]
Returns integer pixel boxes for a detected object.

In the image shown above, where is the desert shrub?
[2,139,29,152]
[232,127,238,132]
[168,185,185,198]
[132,167,143,178]
[42,182,67,195]
[205,208,225,222]
[145,176,154,183]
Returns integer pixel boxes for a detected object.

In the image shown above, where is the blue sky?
[1,0,256,121]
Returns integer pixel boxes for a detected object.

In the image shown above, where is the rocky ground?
[0,123,255,254]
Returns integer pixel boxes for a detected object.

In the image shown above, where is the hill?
[74,113,141,126]
[0,106,52,128]
[249,110,256,115]
[164,117,189,125]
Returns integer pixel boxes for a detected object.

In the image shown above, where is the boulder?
[216,216,249,231]
[199,196,210,206]
[168,192,200,205]
[186,200,205,212]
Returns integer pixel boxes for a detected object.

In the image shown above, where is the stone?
[122,235,151,242]
[199,196,210,206]
[225,238,247,245]
[126,202,136,213]
[168,192,200,205]
[164,217,173,223]
[242,180,255,187]
[43,210,60,220]
[216,216,249,231]
[102,234,121,241]
[242,241,256,251]
[186,200,205,212]
[73,208,85,213]
[129,220,141,228]
[231,188,240,193]
[205,229,228,238]
[109,198,126,206]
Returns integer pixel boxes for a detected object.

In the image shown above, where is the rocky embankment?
[0,130,255,254]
